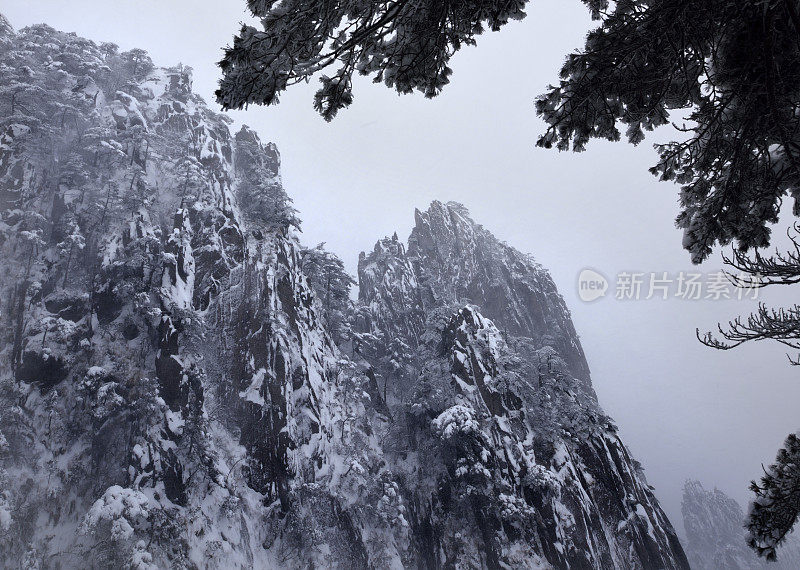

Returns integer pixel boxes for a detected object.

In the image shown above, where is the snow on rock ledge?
[0,17,688,570]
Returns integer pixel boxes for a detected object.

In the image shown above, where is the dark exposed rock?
[93,283,123,325]
[122,320,139,340]
[44,292,88,322]
[15,350,68,390]
[155,314,185,412]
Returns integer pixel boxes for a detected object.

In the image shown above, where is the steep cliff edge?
[353,202,688,569]
[0,17,345,568]
[0,16,687,569]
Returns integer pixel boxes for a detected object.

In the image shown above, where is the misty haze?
[2,1,800,568]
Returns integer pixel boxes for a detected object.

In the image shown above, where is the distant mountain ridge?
[0,14,688,568]
[682,480,800,570]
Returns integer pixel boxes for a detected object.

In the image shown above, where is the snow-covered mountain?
[0,15,689,569]
[682,480,800,569]
[353,203,687,569]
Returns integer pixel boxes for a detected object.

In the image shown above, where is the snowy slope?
[0,15,688,569]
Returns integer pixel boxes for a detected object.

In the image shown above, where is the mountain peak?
[0,21,687,569]
[399,199,593,385]
[353,201,688,568]
[0,13,14,42]
[682,480,800,569]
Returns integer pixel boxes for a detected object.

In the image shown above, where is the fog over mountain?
[8,2,800,543]
[0,17,697,568]
[682,480,800,570]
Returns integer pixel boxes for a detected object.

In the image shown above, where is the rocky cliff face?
[408,202,591,385]
[354,202,687,569]
[0,15,688,569]
[682,480,800,570]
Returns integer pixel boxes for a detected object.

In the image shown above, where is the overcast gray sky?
[7,0,800,538]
